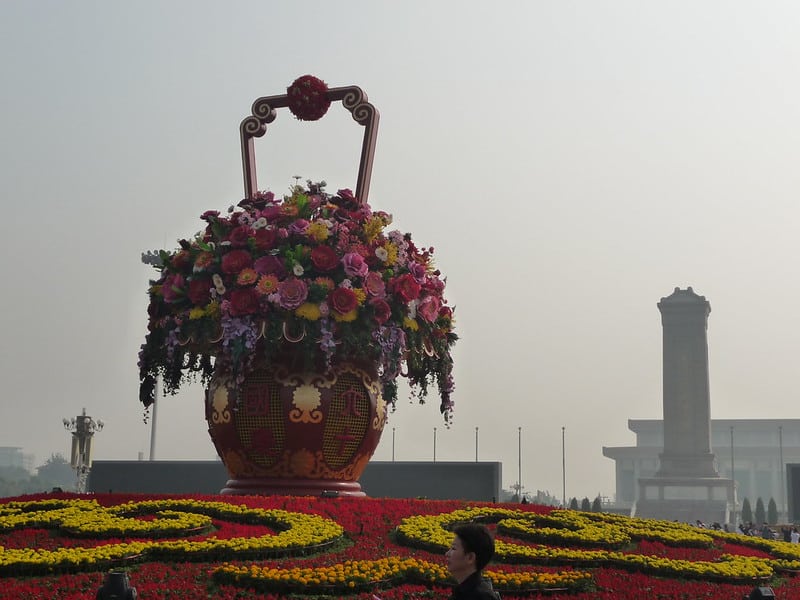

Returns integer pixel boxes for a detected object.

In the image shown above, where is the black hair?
[453,523,495,572]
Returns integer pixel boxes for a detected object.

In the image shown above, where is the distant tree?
[35,454,75,491]
[580,497,591,511]
[741,498,753,523]
[569,497,579,510]
[755,497,766,524]
[767,498,778,525]
[591,496,602,512]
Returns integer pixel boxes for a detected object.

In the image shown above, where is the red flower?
[370,298,391,324]
[227,226,252,247]
[221,250,253,274]
[392,274,421,303]
[171,250,191,271]
[253,228,277,251]
[253,255,286,278]
[329,287,358,314]
[229,288,260,315]
[310,245,338,272]
[187,277,211,305]
[286,74,331,121]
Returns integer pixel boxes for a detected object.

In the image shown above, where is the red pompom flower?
[287,75,331,121]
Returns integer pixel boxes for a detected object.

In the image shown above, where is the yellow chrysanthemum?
[188,307,206,320]
[352,288,367,305]
[363,216,384,243]
[205,301,220,318]
[295,303,321,321]
[307,221,329,242]
[333,309,358,322]
[403,317,419,331]
[385,243,399,266]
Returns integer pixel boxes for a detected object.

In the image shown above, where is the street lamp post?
[517,426,522,502]
[62,408,104,493]
[475,427,479,462]
[392,427,396,462]
[433,427,437,463]
[562,426,566,508]
[730,426,736,525]
[779,425,785,521]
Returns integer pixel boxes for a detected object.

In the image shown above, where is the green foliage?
[580,497,591,511]
[755,497,766,524]
[741,497,753,523]
[767,497,778,525]
[591,496,602,512]
[569,497,579,510]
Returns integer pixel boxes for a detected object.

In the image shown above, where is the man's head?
[446,524,495,582]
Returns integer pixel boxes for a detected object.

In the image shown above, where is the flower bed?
[1,493,800,598]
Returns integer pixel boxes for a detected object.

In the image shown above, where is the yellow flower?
[295,303,321,321]
[188,307,205,320]
[307,221,329,241]
[333,309,358,322]
[385,243,398,266]
[403,317,419,331]
[352,288,367,305]
[363,216,384,243]
[205,301,220,318]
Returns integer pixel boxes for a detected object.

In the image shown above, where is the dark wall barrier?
[88,460,502,502]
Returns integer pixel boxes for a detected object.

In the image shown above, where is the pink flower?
[417,295,441,323]
[364,272,386,298]
[277,278,308,310]
[342,252,368,278]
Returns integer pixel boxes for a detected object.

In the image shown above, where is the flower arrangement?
[138,181,457,420]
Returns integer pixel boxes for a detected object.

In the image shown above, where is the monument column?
[656,287,719,478]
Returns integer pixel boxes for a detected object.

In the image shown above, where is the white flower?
[375,247,389,262]
[253,218,268,229]
[408,299,418,319]
[293,264,305,277]
[339,279,353,289]
[212,274,224,288]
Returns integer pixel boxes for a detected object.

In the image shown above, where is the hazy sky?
[2,1,800,501]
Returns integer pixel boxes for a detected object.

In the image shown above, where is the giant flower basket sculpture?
[138,76,457,496]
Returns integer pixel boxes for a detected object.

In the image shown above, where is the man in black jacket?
[446,523,501,600]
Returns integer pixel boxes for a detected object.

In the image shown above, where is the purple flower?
[289,219,309,236]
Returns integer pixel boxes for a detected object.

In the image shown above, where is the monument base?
[635,476,736,524]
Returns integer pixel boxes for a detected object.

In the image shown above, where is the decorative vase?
[205,360,387,496]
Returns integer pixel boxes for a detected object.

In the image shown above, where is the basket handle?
[239,85,379,204]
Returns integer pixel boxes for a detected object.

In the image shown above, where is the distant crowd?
[692,519,800,543]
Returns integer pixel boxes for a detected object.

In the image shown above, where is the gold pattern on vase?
[373,392,387,431]
[289,383,324,424]
[210,386,231,425]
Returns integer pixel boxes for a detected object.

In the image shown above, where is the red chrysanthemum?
[287,75,331,121]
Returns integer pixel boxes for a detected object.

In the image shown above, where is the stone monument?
[635,287,736,524]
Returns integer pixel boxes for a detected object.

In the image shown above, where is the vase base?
[220,477,366,497]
